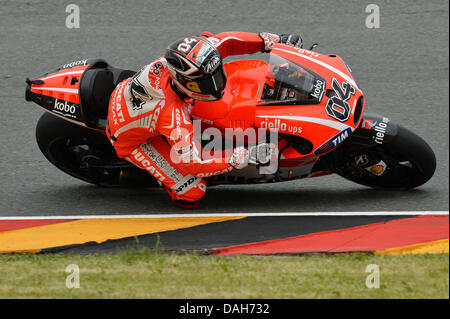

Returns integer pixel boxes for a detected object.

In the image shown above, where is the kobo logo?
[54,99,77,115]
[311,79,325,100]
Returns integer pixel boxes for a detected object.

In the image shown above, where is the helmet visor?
[176,64,226,96]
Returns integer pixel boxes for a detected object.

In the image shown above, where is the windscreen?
[258,54,326,106]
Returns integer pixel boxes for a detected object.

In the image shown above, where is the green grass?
[0,249,448,298]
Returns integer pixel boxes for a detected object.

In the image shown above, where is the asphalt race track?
[0,0,448,219]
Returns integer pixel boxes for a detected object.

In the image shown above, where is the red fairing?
[193,43,365,159]
[26,59,92,126]
[30,60,89,105]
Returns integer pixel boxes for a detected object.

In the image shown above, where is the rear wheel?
[332,125,436,189]
[35,112,157,187]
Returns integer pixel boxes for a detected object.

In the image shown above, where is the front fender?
[347,113,399,146]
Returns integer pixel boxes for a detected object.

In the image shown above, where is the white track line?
[0,211,447,220]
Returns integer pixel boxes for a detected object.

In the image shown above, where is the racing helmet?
[164,36,226,101]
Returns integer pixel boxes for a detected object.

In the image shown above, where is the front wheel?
[332,124,436,189]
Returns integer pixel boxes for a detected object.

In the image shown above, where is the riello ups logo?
[373,117,390,144]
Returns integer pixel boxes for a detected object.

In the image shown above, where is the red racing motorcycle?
[25,43,436,190]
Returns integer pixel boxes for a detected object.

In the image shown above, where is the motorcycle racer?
[106,31,302,208]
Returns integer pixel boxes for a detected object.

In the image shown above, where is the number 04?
[177,38,198,53]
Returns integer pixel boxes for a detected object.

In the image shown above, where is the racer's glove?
[259,32,303,52]
[229,146,250,170]
[279,34,303,48]
[228,143,276,169]
[259,32,281,52]
[248,143,276,165]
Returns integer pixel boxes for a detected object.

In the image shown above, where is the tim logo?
[314,127,352,155]
[362,119,377,130]
[326,78,355,122]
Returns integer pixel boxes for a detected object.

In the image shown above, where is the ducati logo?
[326,78,355,122]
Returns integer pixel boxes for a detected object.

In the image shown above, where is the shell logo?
[365,160,387,176]
[371,165,385,175]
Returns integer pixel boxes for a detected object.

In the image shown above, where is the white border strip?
[41,70,84,80]
[0,211,447,220]
[32,87,79,94]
